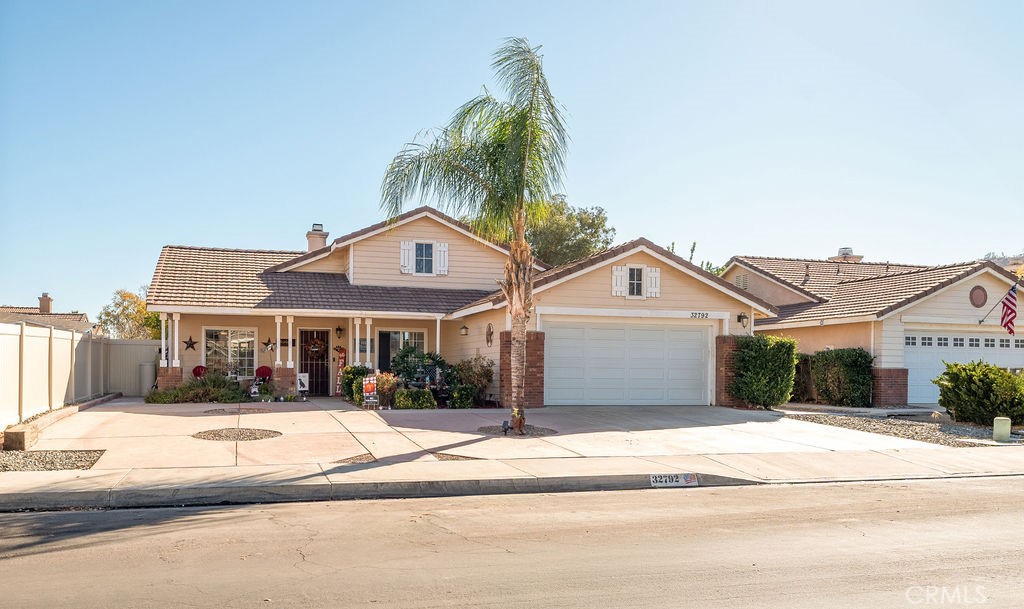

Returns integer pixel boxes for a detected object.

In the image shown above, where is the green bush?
[810,348,874,407]
[448,385,476,409]
[144,388,176,404]
[452,355,494,405]
[934,361,1024,425]
[394,388,437,409]
[341,365,371,399]
[376,372,398,408]
[791,353,814,403]
[390,346,451,385]
[728,335,798,407]
[143,372,248,404]
[353,377,365,406]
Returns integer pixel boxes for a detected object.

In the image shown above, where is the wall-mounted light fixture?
[485,323,494,347]
[335,325,344,339]
[459,325,469,336]
[737,312,750,329]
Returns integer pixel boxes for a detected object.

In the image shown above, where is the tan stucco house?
[147,207,775,406]
[722,250,1023,405]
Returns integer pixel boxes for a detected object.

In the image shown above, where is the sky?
[1,0,1021,320]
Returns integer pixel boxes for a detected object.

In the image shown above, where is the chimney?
[827,247,864,263]
[39,292,53,314]
[306,223,329,252]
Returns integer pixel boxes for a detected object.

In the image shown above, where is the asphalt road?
[1,478,1022,609]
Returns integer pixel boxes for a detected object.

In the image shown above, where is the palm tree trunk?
[504,210,533,434]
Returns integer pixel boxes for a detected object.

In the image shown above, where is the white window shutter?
[436,242,449,275]
[611,266,627,296]
[646,267,661,297]
[400,241,413,274]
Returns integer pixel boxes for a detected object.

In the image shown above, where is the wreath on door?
[304,337,327,359]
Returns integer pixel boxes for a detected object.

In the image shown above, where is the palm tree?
[381,37,568,433]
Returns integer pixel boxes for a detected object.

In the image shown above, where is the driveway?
[31,397,940,471]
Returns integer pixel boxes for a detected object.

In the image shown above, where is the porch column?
[353,317,362,368]
[159,313,167,367]
[286,316,294,368]
[274,316,283,367]
[364,318,373,367]
[171,313,180,367]
[435,317,441,353]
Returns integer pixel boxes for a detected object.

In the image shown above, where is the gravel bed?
[334,453,376,464]
[786,414,997,447]
[202,408,273,415]
[0,450,105,471]
[192,428,282,441]
[477,424,558,437]
[433,452,480,461]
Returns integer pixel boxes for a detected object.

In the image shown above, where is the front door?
[378,331,400,372]
[299,329,330,396]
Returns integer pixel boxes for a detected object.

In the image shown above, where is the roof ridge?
[836,261,982,285]
[736,254,926,267]
[162,245,305,254]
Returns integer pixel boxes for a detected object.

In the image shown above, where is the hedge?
[341,365,371,399]
[728,335,798,407]
[394,388,438,409]
[934,361,1024,425]
[809,348,874,407]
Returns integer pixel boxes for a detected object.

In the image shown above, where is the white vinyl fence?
[0,322,161,428]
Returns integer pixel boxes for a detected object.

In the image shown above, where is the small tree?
[98,286,160,339]
[525,196,615,266]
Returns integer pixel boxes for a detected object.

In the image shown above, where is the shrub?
[391,346,451,385]
[376,372,398,408]
[448,385,476,409]
[452,355,494,405]
[934,361,1024,425]
[353,377,365,406]
[791,353,815,403]
[394,388,437,409]
[144,388,177,404]
[341,365,371,399]
[728,335,798,407]
[143,373,248,404]
[810,348,874,407]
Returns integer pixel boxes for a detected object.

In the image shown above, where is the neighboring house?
[147,206,775,406]
[722,250,1023,405]
[0,292,98,334]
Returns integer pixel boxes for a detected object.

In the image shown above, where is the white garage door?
[905,332,1024,404]
[544,320,711,406]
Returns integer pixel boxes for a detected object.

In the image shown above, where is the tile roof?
[754,260,1019,326]
[148,245,490,314]
[729,256,925,300]
[0,311,96,333]
[453,238,778,314]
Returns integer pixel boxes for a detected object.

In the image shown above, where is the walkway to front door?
[299,329,330,396]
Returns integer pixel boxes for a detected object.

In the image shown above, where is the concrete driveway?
[31,397,939,470]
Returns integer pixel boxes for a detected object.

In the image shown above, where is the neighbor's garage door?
[905,331,1023,404]
[544,320,711,406]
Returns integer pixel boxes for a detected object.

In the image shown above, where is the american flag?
[1001,284,1017,335]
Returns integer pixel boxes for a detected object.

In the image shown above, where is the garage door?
[905,332,1024,404]
[544,320,710,406]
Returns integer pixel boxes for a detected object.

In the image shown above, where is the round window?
[969,286,988,308]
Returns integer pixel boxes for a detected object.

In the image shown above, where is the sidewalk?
[2,397,1022,510]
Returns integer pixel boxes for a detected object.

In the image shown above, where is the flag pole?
[978,277,1022,325]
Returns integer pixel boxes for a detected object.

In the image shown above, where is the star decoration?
[183,336,197,351]
[262,338,275,352]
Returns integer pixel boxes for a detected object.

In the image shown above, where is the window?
[628,267,644,297]
[905,336,917,347]
[204,329,256,377]
[936,337,949,347]
[358,338,375,354]
[415,242,433,274]
[1000,338,1010,348]
[984,338,996,348]
[1016,339,1024,349]
[969,338,980,348]
[953,337,965,347]
[921,336,933,347]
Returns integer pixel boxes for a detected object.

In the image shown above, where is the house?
[722,250,1023,405]
[146,206,775,406]
[0,292,98,334]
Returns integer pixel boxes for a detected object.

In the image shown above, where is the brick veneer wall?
[872,367,908,406]
[274,367,297,397]
[715,335,743,408]
[156,367,183,390]
[499,330,545,408]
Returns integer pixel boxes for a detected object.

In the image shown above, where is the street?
[1,478,1021,608]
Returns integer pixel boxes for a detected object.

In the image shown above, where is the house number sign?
[690,312,710,319]
[650,473,699,488]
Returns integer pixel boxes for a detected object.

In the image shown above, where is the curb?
[3,393,122,451]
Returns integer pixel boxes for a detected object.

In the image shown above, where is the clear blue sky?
[1,0,1021,319]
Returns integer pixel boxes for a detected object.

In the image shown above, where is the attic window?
[415,242,433,274]
[734,274,749,290]
[628,267,644,296]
